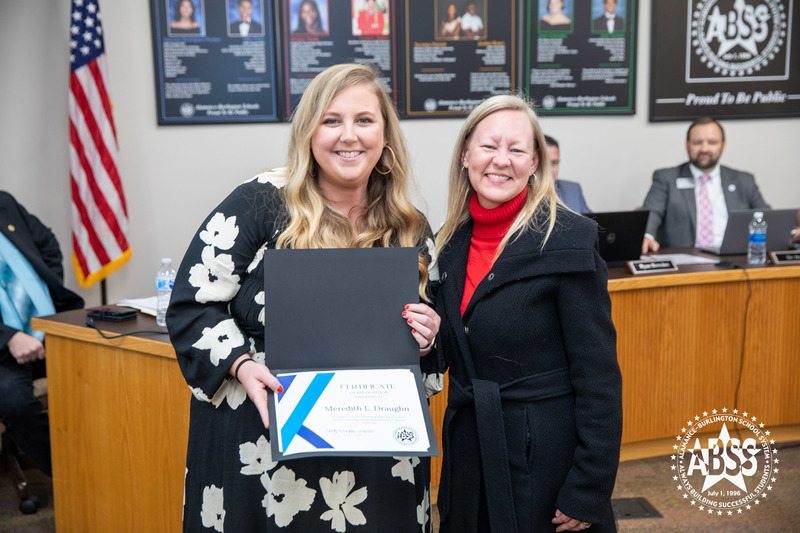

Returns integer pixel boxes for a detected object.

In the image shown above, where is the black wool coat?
[435,207,622,533]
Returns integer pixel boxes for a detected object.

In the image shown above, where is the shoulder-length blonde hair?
[277,63,430,299]
[435,94,559,257]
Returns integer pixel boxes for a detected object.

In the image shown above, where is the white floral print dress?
[167,172,442,532]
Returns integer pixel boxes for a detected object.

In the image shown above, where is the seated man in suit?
[229,0,263,36]
[0,191,83,476]
[593,0,623,32]
[641,118,770,254]
[545,135,592,214]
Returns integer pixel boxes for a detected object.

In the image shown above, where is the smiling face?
[549,0,563,14]
[300,1,317,27]
[686,122,726,171]
[604,0,617,15]
[238,0,252,21]
[311,83,385,201]
[462,109,539,209]
[447,4,456,18]
[179,0,194,19]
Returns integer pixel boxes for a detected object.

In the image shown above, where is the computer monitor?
[700,208,798,255]
[585,210,649,266]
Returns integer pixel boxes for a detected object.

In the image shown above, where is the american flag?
[69,0,130,288]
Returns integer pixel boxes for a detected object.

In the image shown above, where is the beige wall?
[1,1,799,306]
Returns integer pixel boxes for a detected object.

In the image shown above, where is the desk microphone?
[84,316,165,339]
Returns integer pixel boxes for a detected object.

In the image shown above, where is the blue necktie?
[0,231,55,341]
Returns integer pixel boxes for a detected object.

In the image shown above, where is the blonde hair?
[277,63,430,299]
[435,94,559,258]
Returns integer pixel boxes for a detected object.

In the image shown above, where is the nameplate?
[626,259,678,275]
[769,251,800,265]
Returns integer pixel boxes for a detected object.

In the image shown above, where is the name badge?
[676,178,694,189]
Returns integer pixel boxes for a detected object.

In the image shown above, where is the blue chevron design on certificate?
[279,372,335,451]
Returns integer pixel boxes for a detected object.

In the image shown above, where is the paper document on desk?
[118,296,158,316]
[640,253,718,265]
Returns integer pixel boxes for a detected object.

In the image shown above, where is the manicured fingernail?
[407,319,413,324]
[402,311,407,317]
[412,329,416,334]
[277,386,284,394]
[404,305,409,309]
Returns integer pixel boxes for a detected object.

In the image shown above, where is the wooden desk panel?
[33,311,189,533]
[740,274,800,425]
[609,265,800,443]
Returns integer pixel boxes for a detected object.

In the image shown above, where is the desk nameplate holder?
[626,259,678,275]
[769,251,800,265]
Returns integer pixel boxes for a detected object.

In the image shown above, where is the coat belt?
[440,368,573,533]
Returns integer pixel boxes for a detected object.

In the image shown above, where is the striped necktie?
[696,174,714,248]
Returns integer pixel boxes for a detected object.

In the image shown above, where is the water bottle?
[156,258,176,327]
[747,212,767,265]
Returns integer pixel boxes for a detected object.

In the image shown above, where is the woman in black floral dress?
[167,63,442,532]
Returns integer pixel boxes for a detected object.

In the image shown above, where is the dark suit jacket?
[593,14,623,31]
[435,207,621,532]
[556,179,592,214]
[642,162,770,248]
[229,19,263,35]
[0,191,83,349]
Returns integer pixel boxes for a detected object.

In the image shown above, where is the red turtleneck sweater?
[460,188,527,315]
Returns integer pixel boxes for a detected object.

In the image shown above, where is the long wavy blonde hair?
[435,94,559,257]
[277,63,430,299]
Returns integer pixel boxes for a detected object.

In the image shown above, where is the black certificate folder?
[263,247,439,460]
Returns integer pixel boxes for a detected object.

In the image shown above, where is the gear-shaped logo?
[671,408,779,516]
[687,0,789,81]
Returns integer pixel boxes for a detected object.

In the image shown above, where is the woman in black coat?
[433,95,622,532]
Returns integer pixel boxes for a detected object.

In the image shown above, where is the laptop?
[586,210,649,266]
[701,208,798,255]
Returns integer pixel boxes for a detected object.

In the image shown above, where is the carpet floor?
[1,442,797,532]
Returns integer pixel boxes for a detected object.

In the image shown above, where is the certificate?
[274,368,431,457]
[263,247,439,459]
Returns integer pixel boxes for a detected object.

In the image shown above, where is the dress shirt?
[689,164,728,248]
[461,12,483,34]
[238,20,251,36]
[604,13,616,32]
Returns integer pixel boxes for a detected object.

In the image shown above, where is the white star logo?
[697,424,760,493]
[714,0,761,58]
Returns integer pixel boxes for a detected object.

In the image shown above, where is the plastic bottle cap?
[161,258,172,263]
[754,212,764,219]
